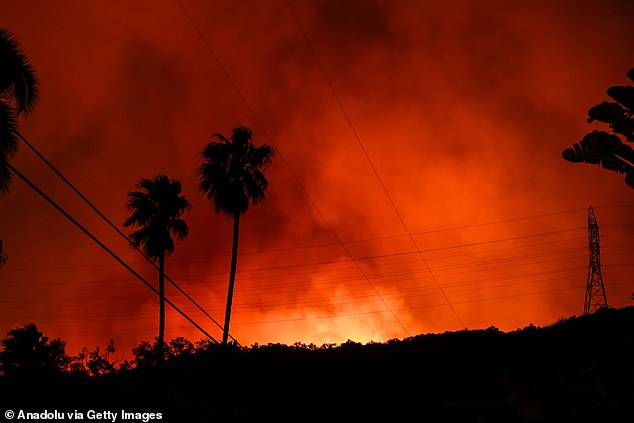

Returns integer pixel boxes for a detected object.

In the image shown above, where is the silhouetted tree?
[0,323,66,378]
[85,344,115,376]
[167,336,195,358]
[132,340,161,368]
[124,175,191,356]
[0,28,38,194]
[197,126,273,347]
[563,68,634,188]
[132,337,197,368]
[68,340,117,376]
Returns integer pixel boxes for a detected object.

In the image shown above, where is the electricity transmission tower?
[584,206,608,315]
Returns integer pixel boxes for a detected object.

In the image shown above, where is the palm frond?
[124,174,190,261]
[0,29,39,116]
[128,226,150,250]
[0,101,18,160]
[212,133,230,143]
[197,127,274,216]
[250,144,274,168]
[244,168,268,205]
[169,219,189,241]
[0,101,17,195]
[0,156,12,195]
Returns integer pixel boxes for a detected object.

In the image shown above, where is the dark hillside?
[1,307,633,422]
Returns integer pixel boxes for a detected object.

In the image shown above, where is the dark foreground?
[2,307,633,422]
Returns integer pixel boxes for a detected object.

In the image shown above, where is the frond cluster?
[197,126,274,216]
[124,175,191,261]
[0,28,39,195]
[0,29,39,115]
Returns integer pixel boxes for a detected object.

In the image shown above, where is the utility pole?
[584,206,608,315]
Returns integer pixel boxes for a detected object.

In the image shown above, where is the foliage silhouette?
[562,68,634,188]
[0,28,38,195]
[0,29,38,270]
[1,308,633,421]
[68,340,117,377]
[197,126,274,347]
[132,337,201,368]
[0,323,66,379]
[124,175,191,356]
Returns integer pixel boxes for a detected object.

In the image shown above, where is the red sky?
[1,0,633,361]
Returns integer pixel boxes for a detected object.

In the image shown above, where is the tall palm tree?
[197,126,273,347]
[124,175,191,354]
[0,28,39,194]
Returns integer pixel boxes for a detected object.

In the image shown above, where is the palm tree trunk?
[222,212,240,347]
[158,252,165,357]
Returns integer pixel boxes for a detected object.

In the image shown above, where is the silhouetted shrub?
[0,323,67,378]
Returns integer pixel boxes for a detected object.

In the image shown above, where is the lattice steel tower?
[584,206,608,315]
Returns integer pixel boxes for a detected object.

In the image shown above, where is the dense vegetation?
[1,306,633,422]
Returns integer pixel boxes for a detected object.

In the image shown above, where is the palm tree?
[0,29,38,268]
[124,175,191,354]
[0,28,39,194]
[197,126,273,347]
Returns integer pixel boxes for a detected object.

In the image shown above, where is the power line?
[285,0,462,327]
[178,204,630,252]
[282,0,634,330]
[0,259,587,310]
[6,162,218,343]
[17,132,233,342]
[175,0,411,337]
[1,211,590,293]
[9,275,634,334]
[4,252,630,330]
[0,219,608,328]
[2,203,608,275]
[226,270,585,314]
[230,284,588,327]
[11,253,629,330]
[138,206,608,261]
[1,226,587,275]
[0,247,584,303]
[0,240,590,318]
[16,268,634,329]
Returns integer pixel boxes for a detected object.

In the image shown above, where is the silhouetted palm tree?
[0,28,38,194]
[197,126,273,347]
[124,175,191,354]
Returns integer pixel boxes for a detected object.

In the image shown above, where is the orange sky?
[1,0,633,361]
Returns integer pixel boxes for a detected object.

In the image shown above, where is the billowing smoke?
[0,0,633,358]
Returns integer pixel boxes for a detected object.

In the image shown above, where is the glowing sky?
[1,0,633,360]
